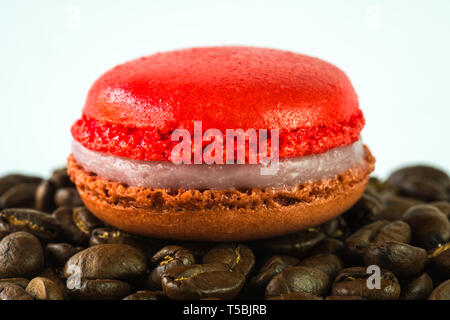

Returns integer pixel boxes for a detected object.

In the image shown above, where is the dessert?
[68,46,375,241]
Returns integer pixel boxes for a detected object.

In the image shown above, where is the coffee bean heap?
[0,165,449,300]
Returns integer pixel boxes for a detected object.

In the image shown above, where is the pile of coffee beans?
[0,165,449,300]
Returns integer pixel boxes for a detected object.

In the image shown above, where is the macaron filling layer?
[72,139,366,190]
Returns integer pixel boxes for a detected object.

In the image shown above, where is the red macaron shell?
[72,46,364,162]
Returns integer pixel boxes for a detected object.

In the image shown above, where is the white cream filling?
[72,139,365,190]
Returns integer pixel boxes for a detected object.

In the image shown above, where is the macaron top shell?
[72,46,364,162]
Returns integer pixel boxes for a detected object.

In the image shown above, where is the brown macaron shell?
[67,146,375,241]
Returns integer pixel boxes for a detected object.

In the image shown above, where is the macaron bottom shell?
[67,146,375,241]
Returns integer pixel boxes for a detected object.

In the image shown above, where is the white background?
[0,0,449,178]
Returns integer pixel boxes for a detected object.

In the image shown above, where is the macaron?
[68,46,375,241]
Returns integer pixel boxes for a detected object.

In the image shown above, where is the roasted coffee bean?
[178,242,214,261]
[63,244,147,282]
[362,182,384,199]
[265,266,330,298]
[402,205,450,250]
[0,183,39,208]
[202,243,254,276]
[38,267,68,299]
[146,245,195,290]
[332,267,401,300]
[245,255,299,298]
[0,278,29,289]
[2,165,450,301]
[401,273,433,300]
[50,168,73,188]
[431,201,450,218]
[387,165,449,201]
[54,207,103,245]
[26,277,64,300]
[367,177,397,196]
[162,264,245,300]
[298,253,344,282]
[345,220,410,262]
[123,290,166,300]
[381,195,423,221]
[267,292,323,300]
[90,227,157,258]
[46,243,84,266]
[34,180,57,212]
[0,283,34,300]
[309,238,345,256]
[428,279,450,300]
[343,192,386,230]
[374,221,411,244]
[68,279,131,300]
[325,295,366,300]
[54,188,83,208]
[0,174,41,197]
[320,217,349,239]
[249,228,325,258]
[258,256,301,276]
[0,232,44,278]
[0,230,8,241]
[63,242,138,300]
[362,241,427,277]
[0,208,60,243]
[428,243,450,279]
